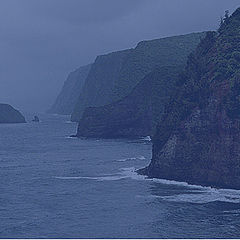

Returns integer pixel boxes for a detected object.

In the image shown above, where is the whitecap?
[65,136,77,139]
[54,175,127,181]
[141,136,151,141]
[158,190,240,204]
[120,168,240,204]
[54,167,240,204]
[116,156,146,162]
[55,176,98,180]
[65,121,73,124]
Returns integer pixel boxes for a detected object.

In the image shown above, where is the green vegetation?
[153,7,240,150]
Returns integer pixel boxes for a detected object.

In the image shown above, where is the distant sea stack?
[71,32,206,122]
[48,64,91,115]
[76,32,205,138]
[139,8,240,189]
[0,104,26,123]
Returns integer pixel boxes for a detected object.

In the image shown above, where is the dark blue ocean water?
[0,113,240,238]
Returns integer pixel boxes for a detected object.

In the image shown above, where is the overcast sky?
[0,0,239,112]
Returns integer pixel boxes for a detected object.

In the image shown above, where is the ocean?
[0,113,240,238]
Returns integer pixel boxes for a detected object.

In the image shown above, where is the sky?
[0,0,239,112]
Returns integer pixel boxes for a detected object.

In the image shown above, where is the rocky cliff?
[139,8,240,189]
[71,49,132,121]
[48,64,91,115]
[77,66,182,138]
[0,104,26,123]
[71,32,205,122]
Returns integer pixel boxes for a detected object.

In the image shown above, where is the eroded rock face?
[71,49,132,121]
[48,64,91,115]
[0,104,26,123]
[141,8,240,189]
[76,66,182,138]
[71,32,205,122]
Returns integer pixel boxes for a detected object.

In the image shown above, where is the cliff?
[71,32,205,122]
[71,49,132,121]
[139,8,240,189]
[77,66,182,138]
[0,104,26,123]
[48,64,91,115]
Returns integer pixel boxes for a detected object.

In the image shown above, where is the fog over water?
[0,0,239,112]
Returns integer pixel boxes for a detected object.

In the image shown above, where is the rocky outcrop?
[0,104,26,123]
[71,32,205,122]
[140,8,240,189]
[77,66,182,138]
[48,64,91,115]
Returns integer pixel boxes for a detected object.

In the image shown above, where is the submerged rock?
[0,104,26,123]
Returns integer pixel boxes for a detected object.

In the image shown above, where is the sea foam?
[55,166,240,204]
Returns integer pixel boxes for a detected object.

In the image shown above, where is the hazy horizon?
[1,0,239,112]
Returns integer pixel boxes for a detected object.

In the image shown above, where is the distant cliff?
[71,32,205,122]
[48,64,91,115]
[71,49,132,121]
[139,8,240,189]
[77,66,182,138]
[0,104,26,123]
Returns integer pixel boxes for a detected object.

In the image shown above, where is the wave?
[54,166,240,204]
[65,136,77,139]
[116,156,146,162]
[54,173,128,181]
[141,136,151,141]
[158,191,240,204]
[65,121,73,124]
[119,168,240,204]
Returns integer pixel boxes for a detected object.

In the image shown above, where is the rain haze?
[0,0,239,112]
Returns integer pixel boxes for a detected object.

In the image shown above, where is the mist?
[0,0,239,112]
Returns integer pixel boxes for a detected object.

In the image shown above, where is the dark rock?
[141,8,240,189]
[71,32,205,122]
[32,116,40,122]
[48,64,91,115]
[76,66,182,138]
[0,104,26,123]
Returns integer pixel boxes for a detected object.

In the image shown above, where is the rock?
[140,8,240,189]
[32,116,40,122]
[0,104,26,123]
[71,32,205,122]
[76,66,182,138]
[48,64,92,115]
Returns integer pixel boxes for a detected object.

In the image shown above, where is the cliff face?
[140,8,240,189]
[77,66,182,138]
[71,49,132,121]
[71,32,205,122]
[0,104,26,123]
[48,64,91,115]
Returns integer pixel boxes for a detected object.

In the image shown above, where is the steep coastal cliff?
[77,66,182,138]
[140,8,240,189]
[0,104,26,123]
[76,33,205,137]
[71,49,132,121]
[71,32,205,122]
[48,64,91,115]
